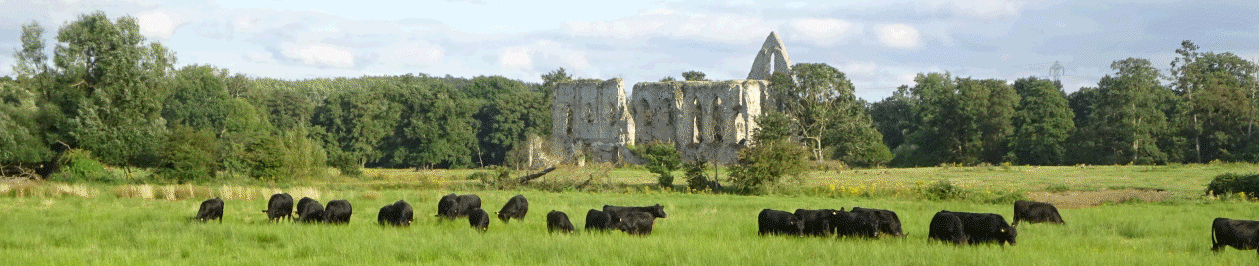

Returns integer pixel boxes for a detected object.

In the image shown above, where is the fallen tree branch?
[516,166,557,184]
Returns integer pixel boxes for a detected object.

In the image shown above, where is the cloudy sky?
[1,0,1257,101]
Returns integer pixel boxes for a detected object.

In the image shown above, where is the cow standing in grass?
[468,208,490,232]
[547,210,575,233]
[929,210,1016,246]
[603,204,667,228]
[437,194,458,219]
[794,209,838,236]
[497,194,529,223]
[377,200,413,227]
[758,209,804,236]
[617,212,656,235]
[455,194,482,218]
[827,209,880,238]
[262,193,294,222]
[1012,200,1064,226]
[195,198,224,223]
[585,209,611,231]
[323,200,353,224]
[296,197,324,223]
[851,207,904,237]
[1212,217,1259,253]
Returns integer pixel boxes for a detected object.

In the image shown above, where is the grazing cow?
[585,209,612,231]
[377,200,413,227]
[851,207,904,237]
[930,211,1017,246]
[758,209,804,236]
[546,210,575,233]
[827,209,880,238]
[296,197,324,223]
[195,198,224,223]
[794,209,839,236]
[1012,200,1065,226]
[617,212,656,235]
[437,194,458,219]
[929,211,969,245]
[603,204,667,228]
[262,193,294,222]
[467,208,490,232]
[323,200,353,224]
[496,194,529,223]
[1212,217,1259,252]
[455,194,483,217]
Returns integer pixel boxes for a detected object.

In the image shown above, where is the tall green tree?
[51,12,176,167]
[869,85,914,150]
[164,65,233,133]
[311,84,400,171]
[13,21,48,78]
[1007,77,1075,165]
[767,63,848,160]
[1168,40,1258,162]
[905,74,1017,165]
[1079,58,1174,164]
[682,70,708,81]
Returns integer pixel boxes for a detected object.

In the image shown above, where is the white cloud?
[934,0,1026,19]
[384,42,445,67]
[565,9,772,43]
[875,23,922,49]
[499,47,532,70]
[786,18,859,46]
[279,43,355,68]
[136,10,183,40]
[244,50,277,64]
[837,61,880,77]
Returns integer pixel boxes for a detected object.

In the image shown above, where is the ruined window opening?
[585,103,594,124]
[566,108,574,136]
[712,97,723,143]
[639,98,651,127]
[692,98,701,143]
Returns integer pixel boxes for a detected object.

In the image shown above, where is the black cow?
[930,211,1017,246]
[851,207,904,237]
[262,193,294,222]
[296,197,324,223]
[377,200,413,227]
[827,209,880,238]
[547,210,575,233]
[758,209,804,236]
[1212,217,1259,252]
[497,194,529,223]
[603,204,667,228]
[929,211,969,245]
[455,194,483,217]
[437,193,458,219]
[195,197,224,223]
[1012,200,1064,226]
[795,209,839,236]
[617,212,656,235]
[585,209,611,231]
[468,208,490,232]
[323,200,353,224]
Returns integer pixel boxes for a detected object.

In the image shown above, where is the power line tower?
[1049,61,1065,82]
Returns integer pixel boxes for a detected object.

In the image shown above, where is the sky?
[0,0,1257,101]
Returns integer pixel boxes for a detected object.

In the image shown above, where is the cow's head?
[651,204,667,218]
[1000,226,1018,246]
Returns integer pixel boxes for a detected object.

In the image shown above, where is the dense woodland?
[2,12,1258,182]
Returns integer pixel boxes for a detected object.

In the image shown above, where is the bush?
[921,180,968,201]
[629,142,682,188]
[476,167,517,190]
[52,149,116,183]
[159,126,218,183]
[1205,173,1259,197]
[728,140,810,194]
[683,161,709,190]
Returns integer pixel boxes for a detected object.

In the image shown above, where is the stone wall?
[630,80,766,163]
[551,79,636,164]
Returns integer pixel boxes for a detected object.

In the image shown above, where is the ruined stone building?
[550,32,791,165]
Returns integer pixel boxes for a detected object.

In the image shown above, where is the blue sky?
[1,0,1256,101]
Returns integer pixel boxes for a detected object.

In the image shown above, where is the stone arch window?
[639,98,651,127]
[566,107,574,136]
[691,97,701,143]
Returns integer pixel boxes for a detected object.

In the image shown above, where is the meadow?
[2,164,1259,265]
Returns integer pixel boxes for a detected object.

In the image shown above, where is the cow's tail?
[1211,225,1218,251]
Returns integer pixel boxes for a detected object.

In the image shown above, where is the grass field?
[3,165,1259,265]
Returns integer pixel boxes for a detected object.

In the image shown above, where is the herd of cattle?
[191,195,1259,253]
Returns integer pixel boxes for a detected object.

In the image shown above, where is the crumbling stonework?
[747,32,792,80]
[551,79,636,164]
[631,80,766,163]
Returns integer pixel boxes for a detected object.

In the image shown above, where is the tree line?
[3,12,1258,183]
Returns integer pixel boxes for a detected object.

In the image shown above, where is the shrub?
[1205,173,1259,197]
[728,140,810,194]
[52,149,116,183]
[629,142,681,188]
[159,126,218,183]
[921,180,967,201]
[683,161,709,190]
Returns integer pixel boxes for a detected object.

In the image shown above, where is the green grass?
[3,186,1259,265]
[4,164,1259,264]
